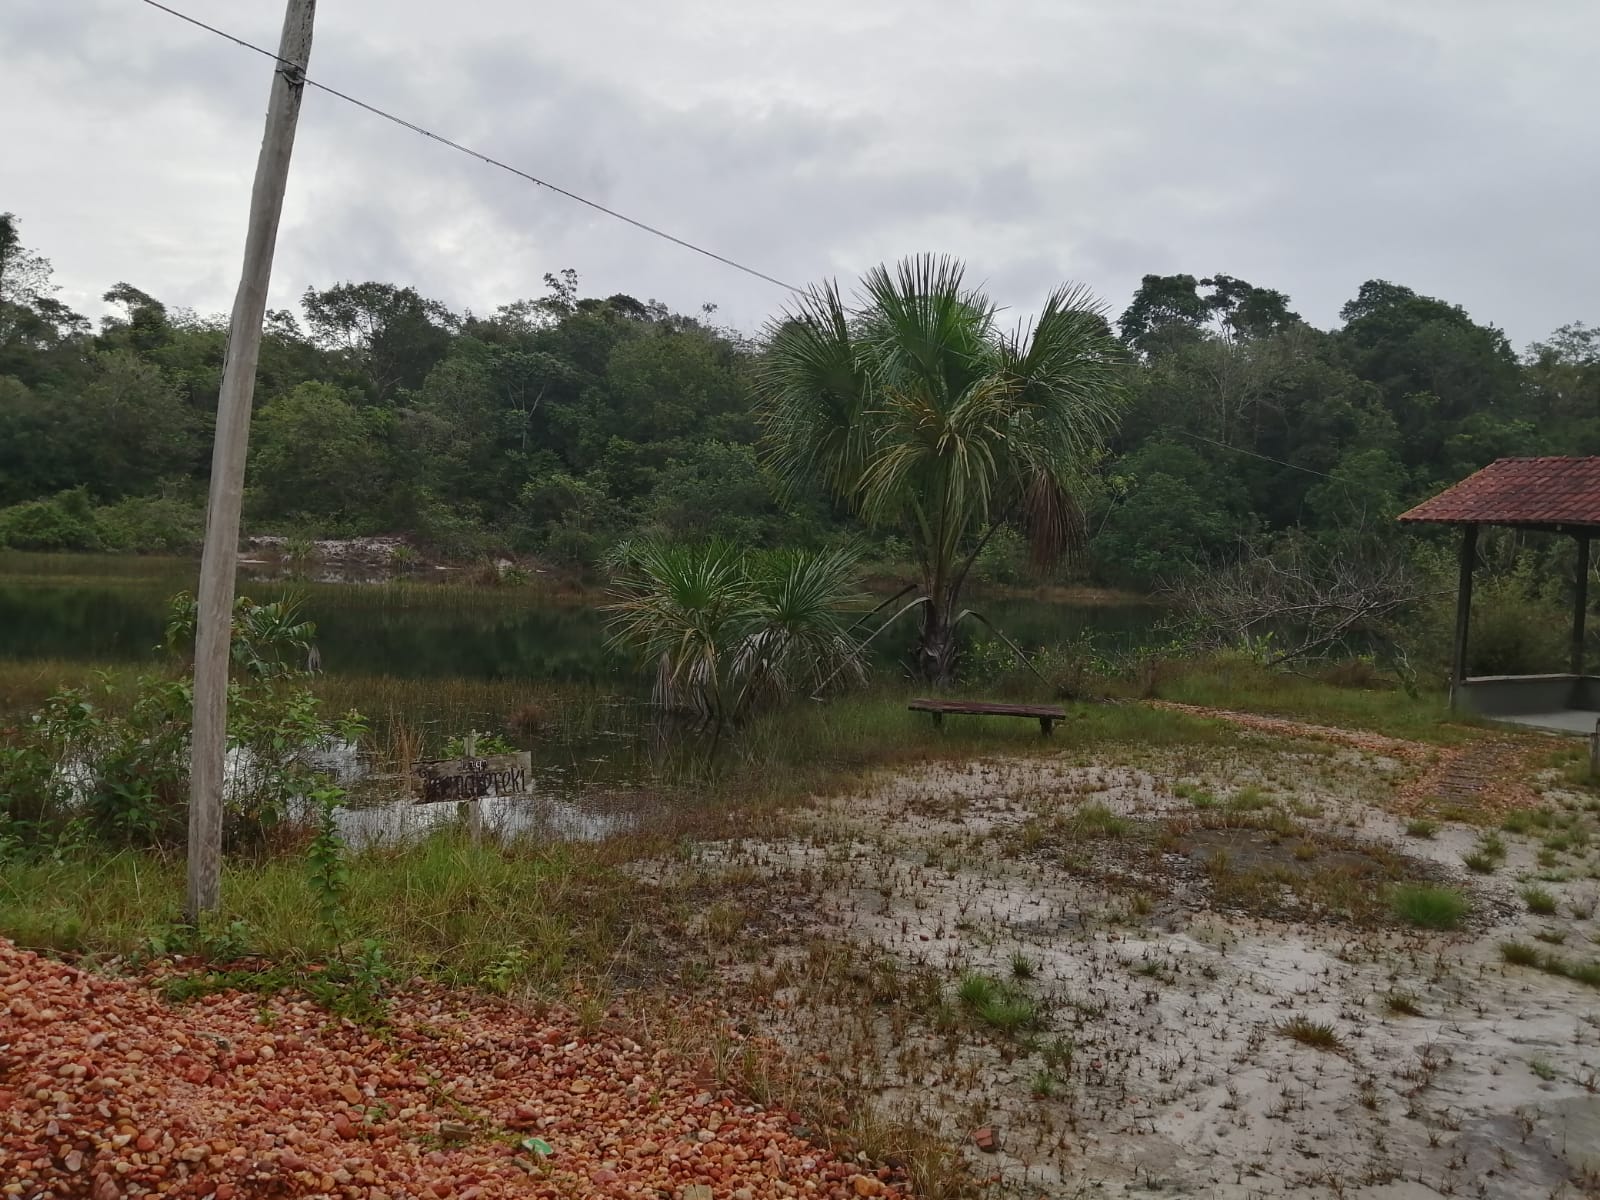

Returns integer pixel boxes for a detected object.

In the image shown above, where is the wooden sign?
[413,752,533,804]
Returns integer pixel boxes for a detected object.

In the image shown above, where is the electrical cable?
[137,0,803,293]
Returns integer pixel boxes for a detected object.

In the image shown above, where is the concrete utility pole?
[188,0,317,922]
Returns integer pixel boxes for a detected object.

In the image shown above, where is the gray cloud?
[3,0,1596,347]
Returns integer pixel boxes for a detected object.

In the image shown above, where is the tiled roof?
[1398,457,1600,528]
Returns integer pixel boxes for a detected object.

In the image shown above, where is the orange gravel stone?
[0,939,904,1199]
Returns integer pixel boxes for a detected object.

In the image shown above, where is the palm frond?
[756,256,1126,682]
[607,542,867,721]
[757,280,873,502]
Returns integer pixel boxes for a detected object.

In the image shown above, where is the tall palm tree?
[759,255,1126,684]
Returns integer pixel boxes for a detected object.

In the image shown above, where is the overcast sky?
[3,0,1595,347]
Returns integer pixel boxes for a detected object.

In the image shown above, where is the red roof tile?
[1398,457,1600,528]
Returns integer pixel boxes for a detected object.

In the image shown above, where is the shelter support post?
[1574,534,1591,678]
[1451,523,1478,700]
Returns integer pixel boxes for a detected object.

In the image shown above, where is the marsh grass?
[1389,884,1471,930]
[1276,1016,1345,1051]
[1522,886,1559,916]
[0,833,649,992]
[956,972,1040,1034]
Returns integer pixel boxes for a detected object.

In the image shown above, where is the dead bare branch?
[1163,538,1445,665]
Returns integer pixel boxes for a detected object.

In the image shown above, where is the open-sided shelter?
[1399,457,1600,732]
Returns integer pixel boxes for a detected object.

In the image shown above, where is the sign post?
[412,747,534,845]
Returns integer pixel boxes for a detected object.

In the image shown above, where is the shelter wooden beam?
[1452,523,1478,695]
[1574,534,1591,677]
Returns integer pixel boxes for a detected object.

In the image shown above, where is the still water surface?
[0,552,1162,843]
[0,552,1159,684]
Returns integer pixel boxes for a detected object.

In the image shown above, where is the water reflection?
[0,553,1160,684]
[2,553,1164,848]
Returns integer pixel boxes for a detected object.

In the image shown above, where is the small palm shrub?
[606,541,867,728]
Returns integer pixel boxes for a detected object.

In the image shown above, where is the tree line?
[2,210,1596,595]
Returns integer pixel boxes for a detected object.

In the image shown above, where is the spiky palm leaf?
[733,547,867,709]
[604,541,753,716]
[607,542,866,722]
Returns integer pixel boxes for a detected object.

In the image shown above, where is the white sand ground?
[687,746,1600,1199]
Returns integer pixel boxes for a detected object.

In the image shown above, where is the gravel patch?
[0,940,897,1199]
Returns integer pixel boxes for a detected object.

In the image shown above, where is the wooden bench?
[908,698,1066,736]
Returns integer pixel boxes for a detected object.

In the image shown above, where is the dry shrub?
[1315,657,1392,690]
[509,702,552,739]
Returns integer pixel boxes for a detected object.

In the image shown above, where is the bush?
[0,488,101,551]
[97,495,204,553]
[0,593,364,852]
[1412,565,1566,677]
[972,524,1030,586]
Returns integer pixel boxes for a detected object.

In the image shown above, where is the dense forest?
[1,209,1596,593]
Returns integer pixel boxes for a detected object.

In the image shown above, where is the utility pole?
[187,0,317,922]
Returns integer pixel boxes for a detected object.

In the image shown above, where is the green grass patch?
[1384,990,1423,1016]
[1500,941,1541,966]
[1498,941,1600,989]
[1502,809,1554,835]
[956,972,1040,1034]
[1142,655,1469,744]
[1276,1016,1344,1051]
[1065,803,1132,838]
[1521,886,1559,916]
[1388,884,1471,930]
[0,833,644,993]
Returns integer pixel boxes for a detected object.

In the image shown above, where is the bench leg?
[932,711,944,730]
[1040,717,1054,737]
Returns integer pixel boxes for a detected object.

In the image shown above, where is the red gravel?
[0,940,900,1200]
[1146,701,1435,759]
[1148,701,1545,816]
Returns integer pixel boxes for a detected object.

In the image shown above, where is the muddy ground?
[664,731,1600,1199]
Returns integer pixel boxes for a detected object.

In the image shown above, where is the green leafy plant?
[0,593,363,854]
[607,541,866,726]
[478,945,531,994]
[443,730,516,757]
[307,785,350,947]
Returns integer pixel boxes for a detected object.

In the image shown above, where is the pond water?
[0,552,1161,684]
[0,552,1163,843]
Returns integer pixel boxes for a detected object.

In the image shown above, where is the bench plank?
[908,698,1066,736]
[908,699,1065,718]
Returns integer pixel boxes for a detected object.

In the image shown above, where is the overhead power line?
[136,0,803,293]
[1175,429,1341,481]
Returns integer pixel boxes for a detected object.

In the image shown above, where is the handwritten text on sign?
[413,752,533,804]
